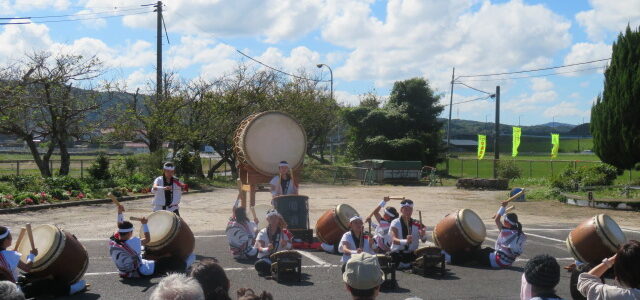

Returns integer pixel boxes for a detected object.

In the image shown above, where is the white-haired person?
[269,161,298,201]
[0,226,86,297]
[151,162,185,215]
[150,273,205,300]
[253,209,293,276]
[389,199,427,269]
[343,252,384,300]
[365,196,400,253]
[339,216,375,273]
[0,281,25,300]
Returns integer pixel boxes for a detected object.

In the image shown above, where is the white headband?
[504,215,516,225]
[279,162,289,167]
[401,203,414,208]
[266,209,280,218]
[0,228,10,239]
[119,228,134,233]
[163,166,175,171]
[384,208,395,217]
[349,216,362,223]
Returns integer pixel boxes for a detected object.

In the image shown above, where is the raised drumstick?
[506,205,515,213]
[505,189,525,203]
[389,195,405,200]
[108,193,121,206]
[25,223,36,252]
[130,216,144,222]
[12,227,26,251]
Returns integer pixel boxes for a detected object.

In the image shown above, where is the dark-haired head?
[234,207,249,224]
[0,226,11,250]
[399,199,414,217]
[189,259,230,300]
[384,207,399,221]
[117,221,134,239]
[505,213,523,234]
[614,240,640,288]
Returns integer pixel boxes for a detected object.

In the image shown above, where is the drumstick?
[250,206,257,223]
[108,193,121,206]
[505,189,526,203]
[389,195,405,200]
[419,210,423,228]
[130,216,144,222]
[11,227,26,251]
[25,223,36,252]
[506,205,515,213]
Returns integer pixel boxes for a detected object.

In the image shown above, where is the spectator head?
[236,288,273,300]
[150,273,204,300]
[189,259,230,300]
[234,207,249,224]
[524,254,561,296]
[343,252,384,300]
[0,281,25,300]
[117,221,134,240]
[0,226,12,249]
[614,240,640,288]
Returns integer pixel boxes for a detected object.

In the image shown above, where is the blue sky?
[1,0,639,126]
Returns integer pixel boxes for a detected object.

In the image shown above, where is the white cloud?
[503,78,557,114]
[531,78,554,92]
[334,90,361,106]
[543,101,590,118]
[576,0,640,41]
[1,0,70,13]
[124,68,155,92]
[562,42,611,76]
[0,23,53,63]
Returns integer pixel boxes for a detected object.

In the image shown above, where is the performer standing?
[269,161,298,200]
[0,226,86,297]
[389,199,427,269]
[253,209,293,276]
[445,201,527,268]
[226,206,259,260]
[365,196,399,253]
[339,216,375,273]
[151,162,184,215]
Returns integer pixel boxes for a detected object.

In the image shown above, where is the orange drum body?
[16,225,88,284]
[142,211,195,260]
[315,204,359,245]
[566,214,626,265]
[433,209,486,254]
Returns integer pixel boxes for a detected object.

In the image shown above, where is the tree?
[591,25,640,170]
[343,77,444,166]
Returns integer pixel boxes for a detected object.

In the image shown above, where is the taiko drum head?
[335,204,359,231]
[457,209,486,245]
[17,224,64,272]
[143,211,178,247]
[596,214,626,252]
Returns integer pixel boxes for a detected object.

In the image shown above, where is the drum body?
[432,209,486,254]
[142,211,195,260]
[315,204,359,245]
[233,111,307,176]
[566,214,626,264]
[16,225,88,284]
[274,195,309,229]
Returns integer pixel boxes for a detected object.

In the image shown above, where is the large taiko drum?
[16,225,88,284]
[566,214,626,265]
[233,111,307,175]
[432,209,486,254]
[274,195,309,229]
[142,211,195,260]
[315,204,359,245]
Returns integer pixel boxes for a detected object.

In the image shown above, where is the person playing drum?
[339,216,375,273]
[0,226,87,297]
[254,209,293,276]
[389,199,427,269]
[365,197,399,254]
[444,201,527,268]
[226,206,259,260]
[151,162,184,215]
[270,161,298,200]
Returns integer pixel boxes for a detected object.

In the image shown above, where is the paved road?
[45,224,640,300]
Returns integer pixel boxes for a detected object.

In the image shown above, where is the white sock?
[69,280,86,295]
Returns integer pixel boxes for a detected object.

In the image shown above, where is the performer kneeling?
[339,216,375,273]
[445,201,527,268]
[365,196,399,253]
[226,206,258,259]
[109,205,188,278]
[0,226,86,297]
[254,209,292,276]
[389,199,427,269]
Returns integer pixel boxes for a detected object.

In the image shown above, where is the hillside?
[440,118,587,137]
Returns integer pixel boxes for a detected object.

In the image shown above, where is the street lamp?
[316,63,333,100]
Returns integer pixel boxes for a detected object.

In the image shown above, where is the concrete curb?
[560,193,640,211]
[0,189,215,214]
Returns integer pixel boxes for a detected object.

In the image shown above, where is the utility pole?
[156,1,163,102]
[493,85,500,178]
[446,67,455,175]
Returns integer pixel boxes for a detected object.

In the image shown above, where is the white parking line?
[84,264,341,276]
[78,235,225,242]
[299,250,333,266]
[622,228,640,234]
[516,257,574,262]
[526,233,565,243]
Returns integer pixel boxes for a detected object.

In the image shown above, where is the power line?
[456,58,610,79]
[451,95,493,106]
[1,10,154,25]
[455,81,493,94]
[459,65,607,82]
[0,6,151,20]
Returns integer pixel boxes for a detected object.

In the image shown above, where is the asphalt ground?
[39,224,640,300]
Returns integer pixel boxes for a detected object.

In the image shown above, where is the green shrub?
[110,156,140,178]
[44,176,82,191]
[0,182,16,194]
[6,175,42,191]
[88,152,111,180]
[139,150,167,179]
[550,163,620,191]
[174,149,200,177]
[50,189,70,200]
[496,160,522,180]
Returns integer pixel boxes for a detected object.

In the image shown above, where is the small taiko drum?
[270,250,302,282]
[315,204,359,245]
[16,225,88,284]
[142,211,195,260]
[566,214,626,264]
[413,246,444,267]
[432,209,486,254]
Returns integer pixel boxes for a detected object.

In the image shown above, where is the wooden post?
[16,160,20,176]
[80,160,84,178]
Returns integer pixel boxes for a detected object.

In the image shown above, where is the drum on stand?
[233,111,307,176]
[16,225,88,284]
[432,209,486,254]
[566,214,626,264]
[273,195,309,229]
[315,204,359,245]
[142,211,195,260]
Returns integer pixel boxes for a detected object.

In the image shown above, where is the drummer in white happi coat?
[151,162,184,215]
[365,196,400,253]
[269,161,298,200]
[253,209,293,276]
[339,216,375,273]
[389,199,427,269]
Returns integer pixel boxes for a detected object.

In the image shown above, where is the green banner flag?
[551,133,560,158]
[478,134,487,160]
[512,127,521,157]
